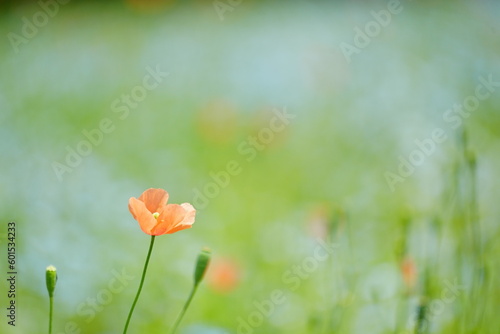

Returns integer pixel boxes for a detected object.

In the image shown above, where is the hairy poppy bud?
[194,248,211,286]
[46,265,57,298]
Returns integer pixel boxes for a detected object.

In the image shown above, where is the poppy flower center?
[152,212,160,219]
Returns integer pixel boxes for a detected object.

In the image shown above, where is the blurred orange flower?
[128,188,195,236]
[401,256,417,291]
[307,204,330,240]
[207,258,240,293]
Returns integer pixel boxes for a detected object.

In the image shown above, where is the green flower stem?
[48,296,53,334]
[169,283,199,334]
[46,265,57,334]
[123,235,156,334]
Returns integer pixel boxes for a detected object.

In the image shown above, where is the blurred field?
[0,1,500,333]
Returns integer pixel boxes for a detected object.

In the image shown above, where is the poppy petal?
[138,188,169,213]
[165,222,193,234]
[165,203,196,234]
[180,203,196,225]
[151,204,186,235]
[129,197,157,235]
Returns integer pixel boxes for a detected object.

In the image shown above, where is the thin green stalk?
[48,296,53,334]
[169,284,199,334]
[46,265,57,334]
[123,235,156,334]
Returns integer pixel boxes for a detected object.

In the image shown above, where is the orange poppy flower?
[128,188,196,236]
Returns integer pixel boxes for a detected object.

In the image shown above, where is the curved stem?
[48,296,53,334]
[169,284,199,334]
[123,235,156,334]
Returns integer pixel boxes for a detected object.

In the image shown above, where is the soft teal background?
[0,1,499,333]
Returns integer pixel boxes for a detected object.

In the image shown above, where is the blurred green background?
[1,0,499,333]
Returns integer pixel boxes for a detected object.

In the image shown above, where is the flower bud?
[46,265,57,298]
[194,248,211,286]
